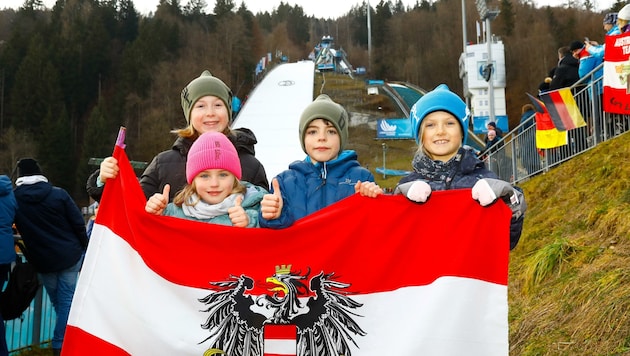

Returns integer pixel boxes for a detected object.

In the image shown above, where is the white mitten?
[471,178,497,206]
[407,180,432,203]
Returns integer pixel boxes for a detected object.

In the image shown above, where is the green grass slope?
[509,132,630,355]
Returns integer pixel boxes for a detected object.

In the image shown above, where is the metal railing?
[482,63,630,184]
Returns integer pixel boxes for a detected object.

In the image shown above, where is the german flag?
[527,93,568,149]
[539,88,586,131]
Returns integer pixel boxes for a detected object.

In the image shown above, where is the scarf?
[411,148,463,183]
[182,192,244,220]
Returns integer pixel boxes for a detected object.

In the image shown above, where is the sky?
[1,0,619,18]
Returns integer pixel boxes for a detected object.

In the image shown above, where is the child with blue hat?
[395,84,527,250]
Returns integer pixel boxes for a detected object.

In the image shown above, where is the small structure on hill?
[309,36,354,75]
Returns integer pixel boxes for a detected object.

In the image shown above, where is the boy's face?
[303,119,340,164]
[190,95,229,134]
[420,111,462,162]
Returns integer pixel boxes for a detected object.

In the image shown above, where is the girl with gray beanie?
[259,94,382,229]
[87,70,268,202]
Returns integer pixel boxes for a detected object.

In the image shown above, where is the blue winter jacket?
[259,150,374,229]
[0,175,17,265]
[14,180,88,273]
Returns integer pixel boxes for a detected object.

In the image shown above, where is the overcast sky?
[1,0,618,18]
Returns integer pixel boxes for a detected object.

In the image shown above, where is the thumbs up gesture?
[228,195,249,227]
[261,178,283,220]
[145,184,170,215]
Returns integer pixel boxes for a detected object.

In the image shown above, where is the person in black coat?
[13,159,87,356]
[86,71,268,202]
[549,46,580,91]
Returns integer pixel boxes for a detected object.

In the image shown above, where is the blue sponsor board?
[377,118,413,139]
[472,115,509,134]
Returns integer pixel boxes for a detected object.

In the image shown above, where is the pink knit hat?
[186,132,242,183]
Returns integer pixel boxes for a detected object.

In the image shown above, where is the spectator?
[259,94,381,229]
[486,121,503,138]
[85,201,98,238]
[87,70,268,202]
[13,159,88,356]
[518,104,541,175]
[484,130,502,154]
[549,46,580,91]
[393,84,526,250]
[145,132,266,227]
[0,175,17,356]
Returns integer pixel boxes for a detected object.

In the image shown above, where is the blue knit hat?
[409,84,469,144]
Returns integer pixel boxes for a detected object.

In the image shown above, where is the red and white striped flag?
[63,144,511,356]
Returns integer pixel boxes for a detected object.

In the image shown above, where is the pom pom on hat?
[17,158,42,177]
[409,84,469,144]
[298,94,349,153]
[186,132,241,184]
[180,70,233,124]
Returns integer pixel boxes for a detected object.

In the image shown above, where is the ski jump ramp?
[232,61,315,186]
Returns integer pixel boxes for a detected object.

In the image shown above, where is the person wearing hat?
[393,84,526,250]
[145,132,266,227]
[618,4,630,33]
[13,158,88,356]
[87,70,268,203]
[259,94,381,229]
[549,46,580,91]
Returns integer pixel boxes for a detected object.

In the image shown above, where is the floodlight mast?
[475,0,500,123]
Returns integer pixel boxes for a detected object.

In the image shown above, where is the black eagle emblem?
[198,265,366,355]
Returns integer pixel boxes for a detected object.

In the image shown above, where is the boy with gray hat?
[259,94,381,229]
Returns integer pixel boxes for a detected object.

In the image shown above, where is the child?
[259,94,382,229]
[394,84,526,250]
[145,132,266,227]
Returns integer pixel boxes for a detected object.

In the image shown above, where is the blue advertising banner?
[472,115,509,134]
[376,118,413,139]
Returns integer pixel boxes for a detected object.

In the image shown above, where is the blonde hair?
[173,176,246,207]
[415,118,463,160]
[521,104,535,115]
[171,123,233,139]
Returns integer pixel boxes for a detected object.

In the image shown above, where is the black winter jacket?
[87,128,268,202]
[14,180,88,273]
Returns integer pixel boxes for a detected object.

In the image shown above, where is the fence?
[482,63,630,184]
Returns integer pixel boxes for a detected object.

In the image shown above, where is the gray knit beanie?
[298,94,348,153]
[180,70,233,124]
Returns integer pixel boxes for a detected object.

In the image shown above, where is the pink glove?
[406,181,432,203]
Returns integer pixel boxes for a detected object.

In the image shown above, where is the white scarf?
[182,192,244,219]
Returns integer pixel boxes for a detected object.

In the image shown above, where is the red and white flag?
[64,144,512,356]
[603,32,630,114]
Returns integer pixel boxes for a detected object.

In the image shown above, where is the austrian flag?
[64,144,512,356]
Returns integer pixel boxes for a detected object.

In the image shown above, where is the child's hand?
[354,181,383,198]
[261,178,283,220]
[145,184,170,215]
[472,178,517,206]
[228,195,248,227]
[99,156,120,182]
[406,180,431,203]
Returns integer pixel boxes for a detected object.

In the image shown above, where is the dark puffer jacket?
[87,128,268,201]
[14,181,88,273]
[397,147,525,250]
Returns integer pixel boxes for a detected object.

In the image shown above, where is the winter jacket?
[259,150,374,229]
[549,55,580,91]
[396,147,525,250]
[87,128,269,202]
[163,182,266,227]
[14,179,88,273]
[0,175,17,265]
[578,50,603,96]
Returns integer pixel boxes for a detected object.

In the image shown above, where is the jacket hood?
[560,54,579,67]
[230,128,258,155]
[14,181,53,203]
